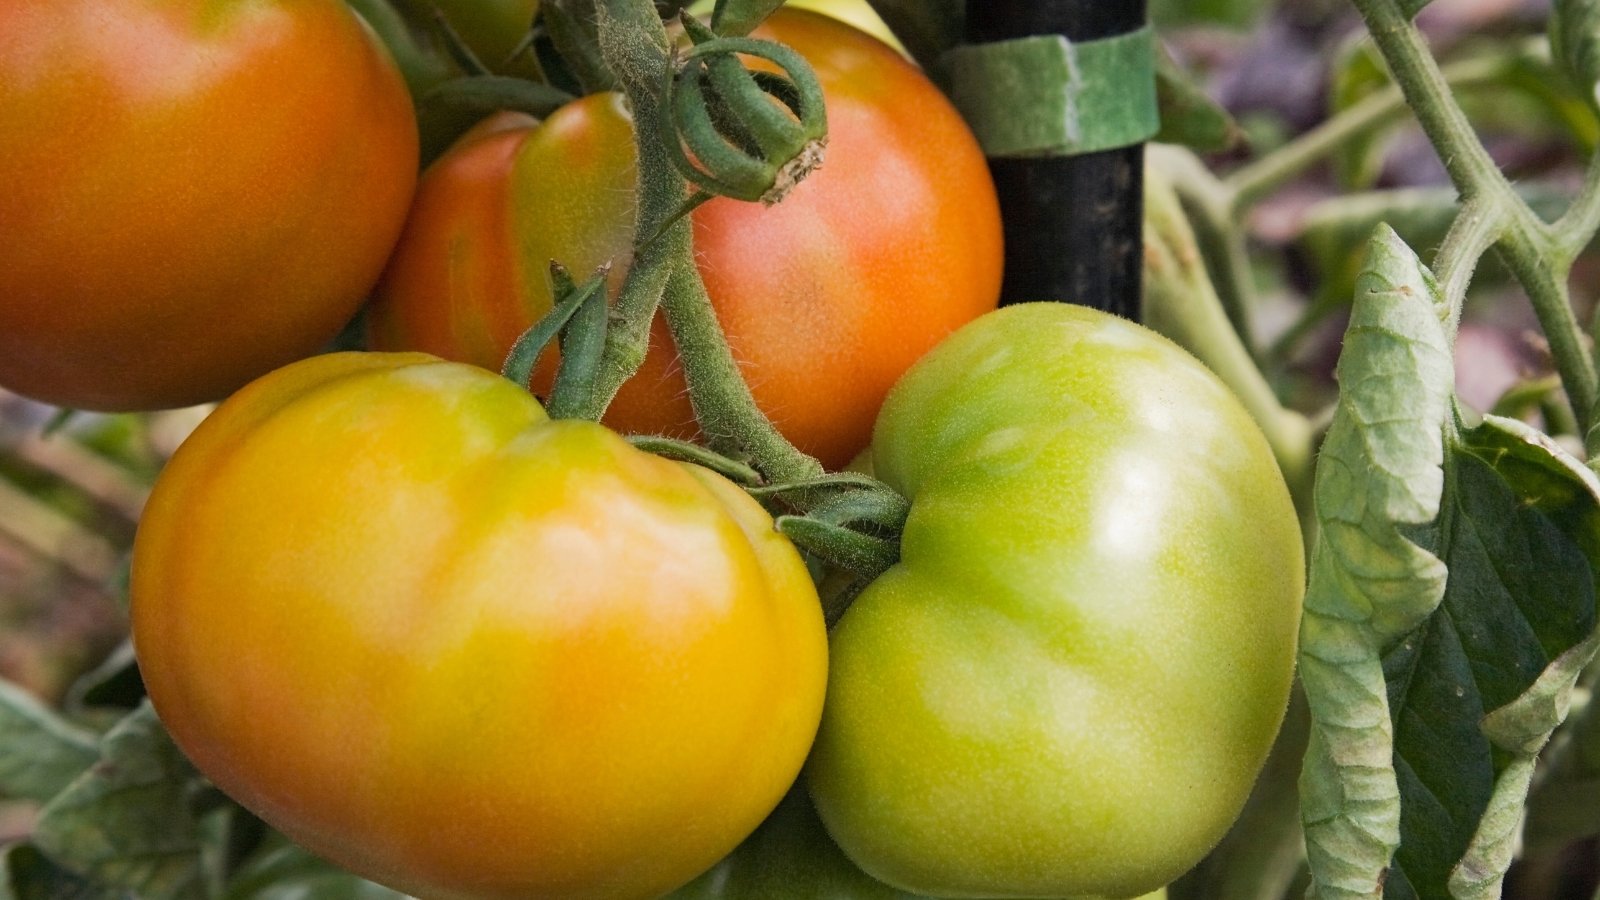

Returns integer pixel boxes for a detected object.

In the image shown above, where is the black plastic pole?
[966,1,1147,320]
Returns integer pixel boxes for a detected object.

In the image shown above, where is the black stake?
[967,0,1148,320]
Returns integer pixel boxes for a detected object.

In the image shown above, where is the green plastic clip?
[944,26,1160,158]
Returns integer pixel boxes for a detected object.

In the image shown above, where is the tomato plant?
[432,0,541,72]
[0,0,418,412]
[807,304,1305,899]
[365,8,1003,469]
[128,352,828,900]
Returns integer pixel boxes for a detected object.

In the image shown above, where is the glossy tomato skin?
[366,9,1003,469]
[808,304,1305,899]
[0,0,417,412]
[130,353,828,900]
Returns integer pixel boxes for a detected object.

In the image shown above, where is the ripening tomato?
[0,0,417,411]
[808,304,1305,898]
[130,353,828,900]
[365,9,1003,469]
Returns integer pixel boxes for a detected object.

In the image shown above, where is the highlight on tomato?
[365,8,1004,470]
[0,0,418,412]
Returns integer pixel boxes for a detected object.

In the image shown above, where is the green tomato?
[807,303,1304,899]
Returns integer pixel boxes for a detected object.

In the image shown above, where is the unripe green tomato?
[808,304,1305,899]
[130,352,828,900]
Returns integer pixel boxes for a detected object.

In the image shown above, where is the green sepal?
[626,436,762,486]
[945,27,1159,158]
[776,516,898,582]
[500,264,604,392]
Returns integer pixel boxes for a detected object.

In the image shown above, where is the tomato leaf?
[0,845,118,900]
[1298,225,1455,900]
[0,680,100,803]
[1383,423,1600,899]
[1300,228,1600,900]
[709,0,784,36]
[30,704,204,900]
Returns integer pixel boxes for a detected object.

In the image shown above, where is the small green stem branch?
[1431,198,1505,340]
[658,262,822,482]
[1348,0,1600,451]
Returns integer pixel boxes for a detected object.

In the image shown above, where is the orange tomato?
[131,352,828,900]
[0,0,417,411]
[366,9,1002,469]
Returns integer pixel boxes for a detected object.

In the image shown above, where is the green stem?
[1430,198,1505,342]
[1350,0,1599,447]
[658,262,822,482]
[1556,149,1600,258]
[1223,55,1510,213]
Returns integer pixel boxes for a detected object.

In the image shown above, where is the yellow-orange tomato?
[366,9,1002,469]
[0,0,417,411]
[130,353,828,900]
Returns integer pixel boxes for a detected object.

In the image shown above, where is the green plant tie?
[944,26,1159,158]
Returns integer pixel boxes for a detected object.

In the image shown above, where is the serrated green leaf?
[221,841,407,900]
[0,681,100,803]
[31,704,203,899]
[1299,225,1453,900]
[0,845,124,900]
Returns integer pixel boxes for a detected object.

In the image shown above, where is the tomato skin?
[129,353,828,900]
[366,9,1003,470]
[0,0,417,412]
[807,304,1305,899]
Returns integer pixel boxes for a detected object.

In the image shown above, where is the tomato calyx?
[667,15,828,204]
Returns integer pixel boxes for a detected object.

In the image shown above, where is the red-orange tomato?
[0,0,417,411]
[366,9,1002,469]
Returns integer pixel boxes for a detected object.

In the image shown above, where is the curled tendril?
[664,15,828,205]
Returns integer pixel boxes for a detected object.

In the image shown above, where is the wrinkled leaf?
[0,845,121,900]
[1298,226,1455,900]
[1299,229,1600,900]
[31,704,203,899]
[0,680,100,803]
[1383,424,1599,899]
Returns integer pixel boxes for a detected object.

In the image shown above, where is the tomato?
[807,304,1305,898]
[129,352,828,900]
[0,0,417,412]
[365,8,1003,469]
